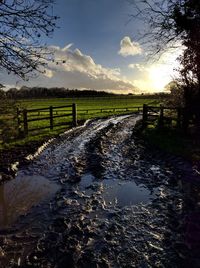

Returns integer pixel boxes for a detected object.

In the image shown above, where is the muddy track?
[0,115,200,268]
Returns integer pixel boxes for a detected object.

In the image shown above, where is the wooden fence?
[142,104,187,129]
[16,104,143,137]
[17,103,77,136]
[78,106,143,114]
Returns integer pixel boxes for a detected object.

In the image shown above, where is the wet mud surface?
[0,141,47,183]
[0,115,200,267]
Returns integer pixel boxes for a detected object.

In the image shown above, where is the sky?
[1,0,181,94]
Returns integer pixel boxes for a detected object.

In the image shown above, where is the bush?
[0,97,20,144]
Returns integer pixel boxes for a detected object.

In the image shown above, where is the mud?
[0,141,47,183]
[0,114,200,267]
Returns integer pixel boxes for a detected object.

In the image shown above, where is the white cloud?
[118,36,142,57]
[1,44,181,94]
[128,63,146,72]
[0,44,138,94]
[37,44,137,93]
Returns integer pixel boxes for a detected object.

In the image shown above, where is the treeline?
[0,86,118,99]
[0,86,169,99]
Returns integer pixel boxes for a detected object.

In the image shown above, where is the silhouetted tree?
[0,1,58,144]
[0,0,58,79]
[130,0,199,56]
[131,0,200,130]
[165,81,185,107]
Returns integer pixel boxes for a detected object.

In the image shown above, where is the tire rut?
[0,115,200,268]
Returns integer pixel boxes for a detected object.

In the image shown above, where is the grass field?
[1,96,159,148]
[18,96,158,110]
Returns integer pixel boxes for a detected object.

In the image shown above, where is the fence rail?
[142,104,190,130]
[26,106,143,115]
[16,104,143,137]
[77,106,142,114]
[17,103,77,136]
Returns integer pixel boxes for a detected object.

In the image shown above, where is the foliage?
[0,0,58,79]
[131,0,200,130]
[165,81,185,107]
[0,96,20,144]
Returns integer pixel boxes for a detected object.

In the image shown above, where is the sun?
[133,64,174,93]
[148,64,172,91]
[149,48,183,92]
[132,49,181,93]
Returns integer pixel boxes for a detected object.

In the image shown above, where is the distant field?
[18,96,159,124]
[1,96,159,148]
[18,96,158,110]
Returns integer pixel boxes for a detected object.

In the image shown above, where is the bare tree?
[130,0,200,77]
[0,1,58,144]
[128,0,183,55]
[0,0,58,79]
[130,0,200,130]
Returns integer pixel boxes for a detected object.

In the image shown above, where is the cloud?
[118,36,142,57]
[0,44,138,94]
[37,44,137,93]
[128,63,146,72]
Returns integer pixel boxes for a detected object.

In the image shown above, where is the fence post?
[72,103,77,127]
[158,105,164,128]
[23,109,28,136]
[17,108,22,136]
[49,106,53,130]
[142,104,148,128]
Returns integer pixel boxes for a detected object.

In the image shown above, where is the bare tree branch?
[0,0,58,79]
[128,0,185,57]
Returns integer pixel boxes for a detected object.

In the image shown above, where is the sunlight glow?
[131,48,183,93]
[148,64,174,91]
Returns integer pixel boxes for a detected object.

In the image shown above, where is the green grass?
[1,96,158,149]
[17,96,158,130]
[18,96,158,110]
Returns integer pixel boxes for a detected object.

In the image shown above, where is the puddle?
[79,173,95,188]
[102,179,152,207]
[79,174,152,207]
[0,175,59,228]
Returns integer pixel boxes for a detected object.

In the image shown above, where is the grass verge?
[139,124,200,162]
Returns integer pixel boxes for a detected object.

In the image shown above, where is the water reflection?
[79,174,152,206]
[0,175,59,228]
[102,179,152,206]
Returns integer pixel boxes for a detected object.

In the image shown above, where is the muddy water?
[79,174,152,206]
[0,114,200,267]
[0,175,59,228]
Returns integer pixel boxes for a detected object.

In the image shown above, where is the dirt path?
[0,115,200,267]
